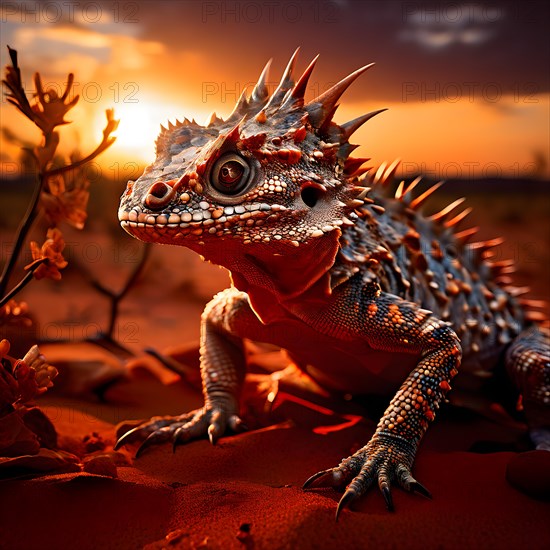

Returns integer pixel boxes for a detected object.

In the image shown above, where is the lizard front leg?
[115,288,249,456]
[303,284,462,517]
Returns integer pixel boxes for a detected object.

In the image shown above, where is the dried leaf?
[21,345,58,391]
[42,166,90,229]
[0,343,57,407]
[3,48,79,136]
[31,72,79,135]
[26,228,68,281]
[2,46,36,123]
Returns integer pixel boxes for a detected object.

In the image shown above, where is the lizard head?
[119,49,384,275]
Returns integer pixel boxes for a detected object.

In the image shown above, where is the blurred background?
[1,0,549,178]
[0,0,549,353]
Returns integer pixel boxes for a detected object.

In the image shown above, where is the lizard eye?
[211,154,252,196]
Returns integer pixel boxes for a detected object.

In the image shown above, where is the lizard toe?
[303,467,349,490]
[333,459,395,518]
[115,415,186,450]
[335,487,360,521]
[114,425,144,451]
[136,426,176,458]
[395,463,432,499]
[171,406,243,448]
[378,468,394,511]
[115,412,196,454]
[305,434,424,517]
[227,414,248,433]
[172,412,210,450]
[410,480,432,499]
[207,410,224,445]
[381,485,394,512]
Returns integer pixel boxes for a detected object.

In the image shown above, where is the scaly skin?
[116,50,550,517]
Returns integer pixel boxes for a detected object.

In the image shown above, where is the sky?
[0,0,549,180]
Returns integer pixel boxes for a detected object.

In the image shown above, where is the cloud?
[10,23,165,79]
[4,1,165,80]
[109,35,165,70]
[16,25,111,49]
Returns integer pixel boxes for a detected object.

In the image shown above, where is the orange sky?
[0,0,548,180]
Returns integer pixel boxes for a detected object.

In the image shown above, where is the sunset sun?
[97,99,189,164]
[106,102,159,162]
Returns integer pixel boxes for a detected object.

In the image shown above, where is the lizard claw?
[114,425,143,451]
[136,428,172,458]
[115,414,194,453]
[335,488,359,521]
[302,469,346,490]
[171,426,193,452]
[378,468,394,511]
[381,485,394,512]
[395,463,432,499]
[304,433,427,517]
[172,413,209,451]
[207,410,223,445]
[410,480,432,499]
[302,470,329,489]
[116,406,245,456]
[114,417,176,450]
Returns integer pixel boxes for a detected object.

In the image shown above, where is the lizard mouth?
[118,203,288,243]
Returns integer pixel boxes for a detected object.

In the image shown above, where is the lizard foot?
[114,406,247,458]
[303,433,431,519]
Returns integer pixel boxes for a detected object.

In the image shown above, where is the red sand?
[1,190,549,549]
[1,357,549,550]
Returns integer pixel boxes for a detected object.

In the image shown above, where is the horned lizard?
[116,50,549,517]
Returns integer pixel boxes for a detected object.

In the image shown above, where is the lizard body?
[117,50,550,516]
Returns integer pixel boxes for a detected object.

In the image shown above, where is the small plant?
[0,46,119,307]
[0,47,119,473]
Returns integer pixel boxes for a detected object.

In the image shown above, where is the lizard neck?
[195,230,342,324]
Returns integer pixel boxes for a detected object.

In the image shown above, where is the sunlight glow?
[108,102,158,162]
[97,99,183,164]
